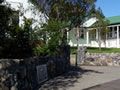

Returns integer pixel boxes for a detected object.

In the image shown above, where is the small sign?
[36,64,48,84]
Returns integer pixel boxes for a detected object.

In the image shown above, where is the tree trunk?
[105,33,107,48]
[98,31,101,50]
[98,41,101,50]
[77,27,80,65]
[77,39,79,64]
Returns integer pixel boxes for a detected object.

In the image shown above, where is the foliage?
[90,7,109,50]
[0,0,4,3]
[33,45,48,56]
[0,2,16,58]
[28,0,97,61]
[28,0,97,30]
[0,16,33,58]
[0,0,98,58]
[0,0,69,58]
[33,20,67,56]
[0,0,34,58]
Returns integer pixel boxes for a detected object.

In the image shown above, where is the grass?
[71,47,120,54]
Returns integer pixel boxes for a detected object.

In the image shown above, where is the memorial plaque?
[36,64,48,84]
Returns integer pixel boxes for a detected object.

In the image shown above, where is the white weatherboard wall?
[5,0,46,27]
[90,38,119,48]
[69,18,97,47]
[89,24,120,48]
[69,31,119,48]
[69,30,88,47]
[69,17,120,48]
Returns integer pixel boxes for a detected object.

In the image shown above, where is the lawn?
[71,47,120,54]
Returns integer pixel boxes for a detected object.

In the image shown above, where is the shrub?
[33,45,48,56]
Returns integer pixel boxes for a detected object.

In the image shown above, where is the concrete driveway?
[39,66,120,90]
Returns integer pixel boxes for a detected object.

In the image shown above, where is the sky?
[95,0,120,18]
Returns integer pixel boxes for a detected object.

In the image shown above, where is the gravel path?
[39,66,120,90]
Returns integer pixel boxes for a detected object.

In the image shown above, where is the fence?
[0,45,70,90]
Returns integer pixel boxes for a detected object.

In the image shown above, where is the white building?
[4,0,46,27]
[69,16,120,48]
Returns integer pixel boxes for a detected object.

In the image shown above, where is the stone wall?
[85,53,120,66]
[0,46,70,90]
[70,54,76,65]
[78,46,87,64]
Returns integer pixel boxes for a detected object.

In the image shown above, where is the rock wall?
[85,53,120,66]
[0,45,70,90]
[78,46,87,64]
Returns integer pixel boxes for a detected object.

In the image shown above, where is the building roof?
[107,16,120,25]
[86,16,120,28]
[83,17,97,27]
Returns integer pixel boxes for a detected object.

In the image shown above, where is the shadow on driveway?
[39,66,103,90]
[83,79,120,90]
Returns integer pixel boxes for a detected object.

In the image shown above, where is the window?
[119,26,120,37]
[80,29,84,39]
[90,30,96,40]
[108,27,113,38]
[92,33,96,40]
[114,26,117,38]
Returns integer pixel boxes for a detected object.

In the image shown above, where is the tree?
[0,0,15,58]
[91,7,109,50]
[0,0,4,3]
[0,1,34,58]
[32,19,67,56]
[28,0,96,29]
[28,0,97,62]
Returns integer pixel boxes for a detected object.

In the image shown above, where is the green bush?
[33,45,48,56]
[32,19,67,56]
[0,2,68,58]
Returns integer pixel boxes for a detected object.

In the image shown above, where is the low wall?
[70,54,76,65]
[0,46,70,90]
[85,53,120,66]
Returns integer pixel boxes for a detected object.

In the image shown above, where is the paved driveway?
[39,66,120,90]
[83,79,120,90]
